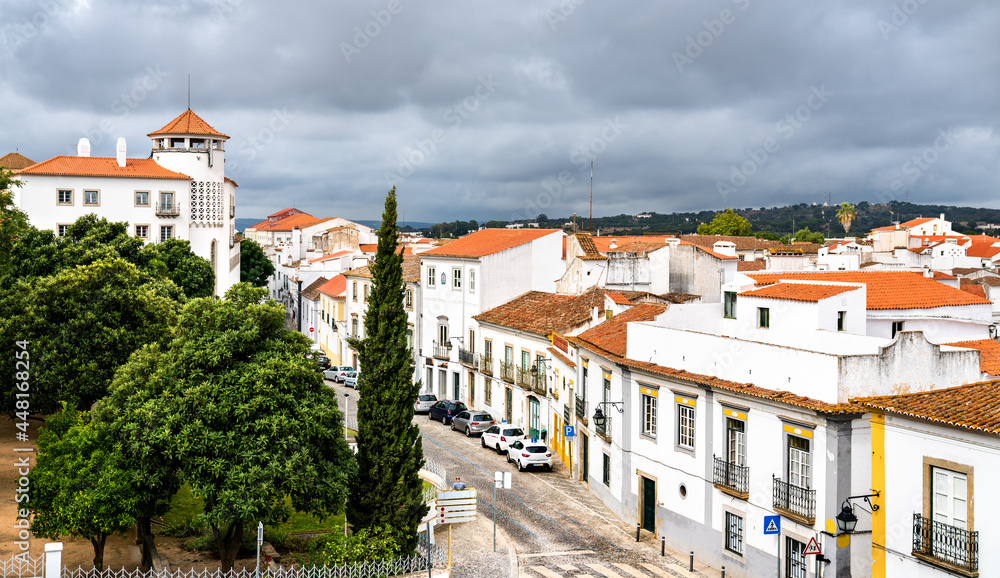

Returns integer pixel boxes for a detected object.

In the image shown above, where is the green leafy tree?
[346,187,426,551]
[0,167,28,269]
[792,227,825,244]
[105,283,354,570]
[0,258,179,414]
[698,209,753,236]
[141,238,215,298]
[239,238,275,287]
[836,202,857,234]
[29,404,140,570]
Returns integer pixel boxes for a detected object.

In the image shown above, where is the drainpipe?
[297,278,303,332]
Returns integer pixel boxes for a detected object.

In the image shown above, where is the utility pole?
[589,160,593,236]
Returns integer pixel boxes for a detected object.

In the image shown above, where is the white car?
[343,371,359,389]
[481,425,525,455]
[506,440,553,471]
[414,393,437,414]
[323,365,353,382]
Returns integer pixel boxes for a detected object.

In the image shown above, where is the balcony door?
[787,436,810,488]
[727,419,746,466]
[528,397,540,438]
[932,468,967,529]
[159,191,173,209]
[505,387,513,423]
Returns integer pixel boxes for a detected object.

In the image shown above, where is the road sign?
[763,515,781,535]
[804,536,822,555]
[436,489,477,524]
[494,470,511,489]
[564,425,575,437]
[309,327,314,333]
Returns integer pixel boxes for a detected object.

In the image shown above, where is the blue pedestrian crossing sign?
[763,515,781,535]
[564,425,575,437]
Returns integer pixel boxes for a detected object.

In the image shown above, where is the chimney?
[713,241,737,257]
[940,213,945,221]
[77,138,91,157]
[116,137,127,168]
[609,239,618,249]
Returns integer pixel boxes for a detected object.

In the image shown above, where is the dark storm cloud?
[1,0,998,223]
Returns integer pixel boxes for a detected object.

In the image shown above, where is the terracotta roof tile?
[473,287,612,336]
[679,235,785,252]
[252,214,325,232]
[747,271,990,310]
[421,228,561,258]
[0,152,35,171]
[605,291,631,305]
[547,347,576,368]
[965,242,1000,259]
[318,275,348,298]
[858,379,1000,435]
[678,240,738,260]
[932,271,957,280]
[739,282,859,302]
[147,109,229,139]
[309,250,351,263]
[300,276,330,300]
[18,156,190,180]
[344,255,421,283]
[574,303,667,357]
[944,339,1000,375]
[960,284,987,299]
[737,260,766,272]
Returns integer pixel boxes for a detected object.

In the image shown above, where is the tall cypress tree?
[346,187,426,550]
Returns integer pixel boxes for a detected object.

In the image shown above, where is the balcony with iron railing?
[515,367,532,390]
[772,476,816,525]
[912,514,979,576]
[499,361,515,383]
[713,455,749,499]
[458,348,478,368]
[155,202,181,217]
[432,341,451,360]
[595,414,611,442]
[575,396,588,424]
[480,357,493,376]
[530,374,547,396]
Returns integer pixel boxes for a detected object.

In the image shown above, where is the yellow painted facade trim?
[640,386,658,397]
[872,410,886,578]
[782,423,813,439]
[723,408,747,421]
[674,395,696,407]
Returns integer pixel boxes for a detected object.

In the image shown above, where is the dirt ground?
[0,416,264,571]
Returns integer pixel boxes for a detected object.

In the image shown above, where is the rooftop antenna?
[187,75,191,110]
[589,160,593,236]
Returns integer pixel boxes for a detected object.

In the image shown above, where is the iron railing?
[531,374,547,396]
[575,396,588,423]
[458,348,478,368]
[515,366,532,390]
[772,476,816,523]
[155,202,180,216]
[912,513,978,573]
[499,361,515,383]
[713,455,749,497]
[432,341,450,360]
[480,357,493,376]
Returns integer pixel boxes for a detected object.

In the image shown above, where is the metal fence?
[0,554,44,578]
[913,513,978,572]
[422,458,447,483]
[772,476,815,522]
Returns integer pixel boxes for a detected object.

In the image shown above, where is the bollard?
[721,566,725,578]
[636,523,641,542]
[689,551,694,572]
[661,536,665,556]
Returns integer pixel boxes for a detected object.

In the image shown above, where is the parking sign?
[564,425,575,437]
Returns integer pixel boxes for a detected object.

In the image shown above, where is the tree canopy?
[792,227,825,244]
[836,202,857,234]
[0,167,28,270]
[143,238,215,298]
[104,283,354,570]
[239,238,274,287]
[346,188,426,551]
[697,208,753,236]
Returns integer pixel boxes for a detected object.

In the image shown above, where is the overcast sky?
[1,0,998,223]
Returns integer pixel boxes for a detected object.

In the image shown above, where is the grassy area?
[159,483,345,537]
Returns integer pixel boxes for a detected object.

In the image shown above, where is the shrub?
[161,515,206,537]
[308,527,404,565]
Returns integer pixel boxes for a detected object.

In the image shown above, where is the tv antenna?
[589,160,593,236]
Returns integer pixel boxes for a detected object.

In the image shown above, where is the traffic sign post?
[804,536,821,555]
[763,515,781,535]
[493,471,511,551]
[564,425,575,437]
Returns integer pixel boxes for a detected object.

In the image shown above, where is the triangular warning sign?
[765,519,779,533]
[804,536,822,555]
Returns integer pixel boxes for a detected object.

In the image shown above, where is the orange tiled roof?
[547,346,576,368]
[605,291,631,305]
[225,177,238,187]
[300,276,330,300]
[858,379,1000,435]
[254,214,326,232]
[18,156,190,180]
[569,314,859,415]
[960,283,987,299]
[966,242,1000,259]
[344,255,421,283]
[679,235,785,252]
[0,152,35,171]
[678,240,739,260]
[737,260,766,272]
[944,339,1000,375]
[360,244,378,253]
[317,275,348,298]
[147,109,229,139]
[739,282,859,302]
[932,271,957,280]
[473,287,615,336]
[747,271,991,310]
[420,228,561,258]
[902,217,935,227]
[309,250,352,263]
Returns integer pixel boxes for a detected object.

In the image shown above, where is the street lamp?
[592,401,623,428]
[835,491,880,534]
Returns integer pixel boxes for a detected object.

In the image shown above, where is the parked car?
[450,411,496,437]
[343,371,359,389]
[323,365,353,382]
[315,355,331,369]
[428,400,468,424]
[481,425,525,454]
[414,393,438,414]
[506,440,553,471]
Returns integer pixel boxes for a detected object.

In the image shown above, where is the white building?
[16,110,239,296]
[417,228,564,399]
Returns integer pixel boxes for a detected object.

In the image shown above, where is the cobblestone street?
[331,381,720,578]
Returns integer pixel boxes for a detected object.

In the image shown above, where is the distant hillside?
[513,201,1000,237]
[236,218,434,234]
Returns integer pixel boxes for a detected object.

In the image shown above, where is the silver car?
[506,440,553,471]
[414,393,437,414]
[323,365,353,382]
[450,411,496,437]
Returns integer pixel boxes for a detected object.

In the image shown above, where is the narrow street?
[330,381,717,578]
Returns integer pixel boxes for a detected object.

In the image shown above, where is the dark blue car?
[428,400,468,425]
